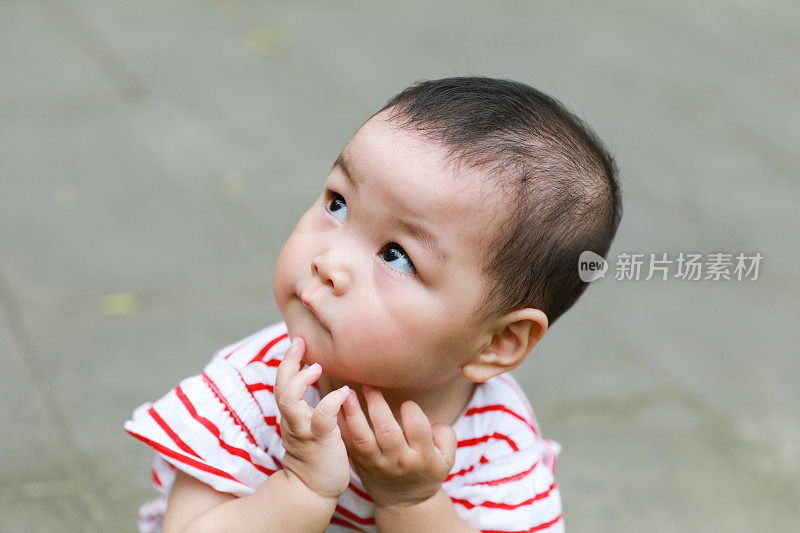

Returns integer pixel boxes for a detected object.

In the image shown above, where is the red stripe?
[481,513,562,533]
[223,338,249,360]
[125,428,243,485]
[469,461,539,487]
[264,415,282,438]
[175,385,280,475]
[265,358,281,367]
[497,375,539,431]
[458,432,519,452]
[329,515,366,532]
[465,404,539,436]
[249,333,289,365]
[147,406,202,460]
[202,372,259,447]
[346,482,373,502]
[151,468,162,488]
[452,482,556,510]
[247,382,275,393]
[231,370,281,437]
[236,377,280,437]
[444,464,475,482]
[335,505,375,526]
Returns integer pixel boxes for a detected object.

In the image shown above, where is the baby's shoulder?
[456,373,542,451]
[449,373,558,477]
[445,375,562,529]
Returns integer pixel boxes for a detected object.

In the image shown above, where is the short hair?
[377,76,622,328]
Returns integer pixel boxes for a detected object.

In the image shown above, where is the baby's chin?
[293,330,368,383]
[284,315,335,363]
[283,312,391,385]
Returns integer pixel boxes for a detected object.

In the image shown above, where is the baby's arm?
[161,471,234,531]
[159,337,351,533]
[162,468,336,532]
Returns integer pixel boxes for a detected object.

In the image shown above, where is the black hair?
[377,76,622,327]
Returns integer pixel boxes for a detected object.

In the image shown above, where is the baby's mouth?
[298,294,329,330]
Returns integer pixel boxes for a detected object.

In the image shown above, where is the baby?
[125,76,622,533]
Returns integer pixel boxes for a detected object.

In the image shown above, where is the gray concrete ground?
[1,0,798,531]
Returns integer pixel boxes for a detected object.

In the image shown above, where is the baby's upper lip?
[299,293,329,330]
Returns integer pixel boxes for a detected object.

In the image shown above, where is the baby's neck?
[317,373,477,427]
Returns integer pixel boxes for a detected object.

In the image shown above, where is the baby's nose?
[310,256,351,296]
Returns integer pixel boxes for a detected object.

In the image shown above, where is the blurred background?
[1,0,798,531]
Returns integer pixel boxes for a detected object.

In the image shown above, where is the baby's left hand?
[337,385,457,509]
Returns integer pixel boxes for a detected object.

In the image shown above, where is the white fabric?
[125,322,564,532]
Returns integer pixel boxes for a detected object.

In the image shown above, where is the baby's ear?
[461,308,548,383]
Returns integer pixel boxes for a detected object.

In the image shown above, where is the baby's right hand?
[274,337,351,500]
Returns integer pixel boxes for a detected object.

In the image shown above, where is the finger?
[277,363,322,433]
[274,337,305,401]
[431,423,458,469]
[310,386,350,436]
[400,400,434,451]
[363,385,406,454]
[282,362,322,403]
[342,390,378,456]
[337,409,352,449]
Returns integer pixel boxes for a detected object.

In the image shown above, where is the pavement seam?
[0,265,106,526]
[45,0,150,104]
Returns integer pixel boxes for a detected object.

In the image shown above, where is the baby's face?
[273,112,499,391]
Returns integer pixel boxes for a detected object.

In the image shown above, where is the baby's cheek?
[372,260,396,294]
[371,262,427,309]
[310,211,338,232]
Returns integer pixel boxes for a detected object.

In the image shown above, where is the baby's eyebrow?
[389,215,447,265]
[331,152,447,266]
[332,153,359,193]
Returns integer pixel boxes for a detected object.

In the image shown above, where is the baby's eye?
[325,191,347,222]
[380,243,417,275]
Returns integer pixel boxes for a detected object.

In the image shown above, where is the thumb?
[310,386,350,436]
[431,423,457,466]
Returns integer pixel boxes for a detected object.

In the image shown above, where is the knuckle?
[282,420,309,441]
[279,425,299,445]
[351,431,373,449]
[277,397,294,414]
[316,396,336,414]
[394,452,420,471]
[374,422,396,438]
[311,405,328,420]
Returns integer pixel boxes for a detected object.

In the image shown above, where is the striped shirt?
[124,322,564,532]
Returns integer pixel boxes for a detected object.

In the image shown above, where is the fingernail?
[341,385,350,395]
[308,362,320,371]
[362,384,373,392]
[290,337,300,349]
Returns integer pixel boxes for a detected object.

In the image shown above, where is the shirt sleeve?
[124,326,289,498]
[445,439,564,532]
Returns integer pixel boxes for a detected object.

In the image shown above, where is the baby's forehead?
[342,114,505,250]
